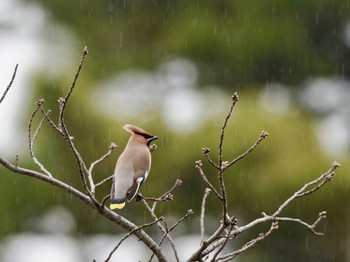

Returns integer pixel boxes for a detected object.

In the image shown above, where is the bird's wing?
[127,172,147,201]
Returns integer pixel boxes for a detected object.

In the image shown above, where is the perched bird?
[110,124,158,210]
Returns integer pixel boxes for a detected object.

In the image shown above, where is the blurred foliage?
[1,0,350,261]
[26,0,350,87]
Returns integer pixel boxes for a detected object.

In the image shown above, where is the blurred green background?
[1,0,350,261]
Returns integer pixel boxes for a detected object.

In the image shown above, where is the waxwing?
[110,124,158,210]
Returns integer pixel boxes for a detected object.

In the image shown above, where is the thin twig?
[55,46,94,202]
[262,211,327,235]
[138,194,173,202]
[272,161,340,217]
[169,209,193,232]
[217,222,278,262]
[96,175,113,188]
[202,147,220,170]
[218,92,239,225]
[211,222,235,261]
[100,194,110,209]
[186,223,227,261]
[138,179,182,203]
[150,210,193,262]
[225,131,269,169]
[104,216,163,262]
[218,92,239,168]
[216,93,239,226]
[200,188,211,243]
[142,198,180,262]
[61,116,92,196]
[88,142,117,195]
[58,46,88,129]
[296,173,334,197]
[39,104,62,134]
[195,160,222,200]
[89,143,117,174]
[28,99,53,177]
[148,210,193,262]
[0,64,18,104]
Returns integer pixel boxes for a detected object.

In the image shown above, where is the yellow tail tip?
[110,202,125,210]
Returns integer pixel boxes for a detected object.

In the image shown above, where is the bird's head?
[123,124,158,146]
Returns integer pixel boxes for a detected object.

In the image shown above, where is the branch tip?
[202,147,210,154]
[260,130,269,139]
[232,92,239,102]
[175,179,183,186]
[109,142,118,150]
[150,144,158,152]
[332,161,341,168]
[35,99,45,106]
[83,46,89,55]
[319,211,327,218]
[271,222,279,230]
[195,160,203,168]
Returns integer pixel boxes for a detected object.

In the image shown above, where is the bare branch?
[61,121,92,197]
[88,142,118,195]
[202,147,220,170]
[137,194,173,203]
[225,130,269,169]
[39,104,62,134]
[215,93,240,227]
[211,222,235,261]
[52,46,94,201]
[142,198,180,262]
[149,210,193,262]
[186,223,227,262]
[95,175,113,188]
[272,161,340,217]
[200,188,211,243]
[217,222,278,262]
[58,46,88,128]
[218,92,239,168]
[138,179,182,204]
[89,143,118,174]
[0,157,168,261]
[0,64,18,104]
[195,160,222,200]
[169,209,193,232]
[194,161,340,260]
[262,211,327,236]
[28,99,53,177]
[104,216,164,262]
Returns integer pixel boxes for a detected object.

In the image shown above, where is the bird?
[110,124,158,210]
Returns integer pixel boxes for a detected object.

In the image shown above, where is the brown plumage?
[110,124,158,210]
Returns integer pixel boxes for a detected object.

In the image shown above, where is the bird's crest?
[123,124,154,139]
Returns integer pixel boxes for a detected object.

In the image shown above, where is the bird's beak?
[147,136,158,146]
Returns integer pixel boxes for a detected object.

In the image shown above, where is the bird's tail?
[110,198,126,210]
